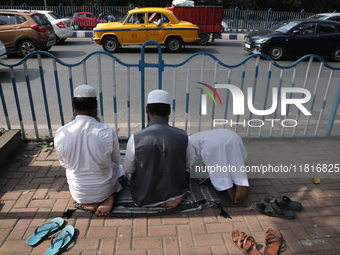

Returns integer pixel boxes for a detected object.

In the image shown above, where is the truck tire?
[197,33,210,45]
[165,37,182,53]
[102,36,120,53]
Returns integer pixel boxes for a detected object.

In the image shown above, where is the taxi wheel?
[102,36,120,53]
[268,44,284,60]
[197,33,209,45]
[165,37,182,53]
[18,40,37,57]
[331,47,340,62]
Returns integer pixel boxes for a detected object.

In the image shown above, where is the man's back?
[129,119,189,206]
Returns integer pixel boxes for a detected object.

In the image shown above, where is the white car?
[307,13,340,22]
[37,10,73,43]
[0,40,7,60]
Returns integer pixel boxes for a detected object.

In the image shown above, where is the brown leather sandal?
[264,227,283,255]
[243,235,264,255]
[231,230,248,255]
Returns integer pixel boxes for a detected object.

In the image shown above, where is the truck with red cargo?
[166,5,223,45]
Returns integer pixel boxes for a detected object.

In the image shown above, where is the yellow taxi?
[92,7,199,53]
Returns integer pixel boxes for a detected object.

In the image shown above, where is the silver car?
[37,10,73,43]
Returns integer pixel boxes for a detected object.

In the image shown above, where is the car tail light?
[56,22,66,28]
[31,24,46,32]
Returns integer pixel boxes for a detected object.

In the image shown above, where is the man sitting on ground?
[123,89,195,208]
[190,129,249,204]
[54,84,122,217]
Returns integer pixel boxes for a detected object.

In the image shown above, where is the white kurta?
[189,129,249,191]
[54,115,122,204]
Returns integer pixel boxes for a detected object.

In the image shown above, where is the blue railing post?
[58,3,64,17]
[267,8,273,29]
[139,41,164,129]
[299,9,305,19]
[233,7,239,33]
[94,3,99,18]
[324,83,340,136]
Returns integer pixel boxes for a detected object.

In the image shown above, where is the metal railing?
[0,41,339,141]
[0,4,317,32]
[222,8,314,32]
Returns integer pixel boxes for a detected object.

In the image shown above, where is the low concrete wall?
[0,130,23,170]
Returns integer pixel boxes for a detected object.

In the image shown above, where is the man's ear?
[146,105,149,114]
[167,107,171,116]
[72,101,75,109]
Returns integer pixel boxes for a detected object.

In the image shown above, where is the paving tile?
[75,218,91,238]
[206,222,233,234]
[116,227,132,250]
[181,246,212,255]
[280,229,306,254]
[115,250,147,255]
[133,237,163,249]
[162,215,189,225]
[148,225,176,237]
[177,225,194,247]
[0,228,11,247]
[194,233,225,246]
[163,236,180,255]
[0,240,32,254]
[7,218,32,240]
[133,217,147,237]
[189,215,207,235]
[87,226,117,239]
[100,238,116,254]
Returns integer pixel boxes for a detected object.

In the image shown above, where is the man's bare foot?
[226,186,236,202]
[82,202,100,212]
[234,185,248,204]
[160,193,187,209]
[95,194,115,217]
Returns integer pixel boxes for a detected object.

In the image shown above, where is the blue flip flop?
[44,225,75,255]
[26,217,64,246]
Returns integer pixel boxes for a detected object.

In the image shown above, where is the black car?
[244,19,340,61]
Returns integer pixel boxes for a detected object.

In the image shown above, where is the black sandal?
[264,196,302,211]
[256,201,295,219]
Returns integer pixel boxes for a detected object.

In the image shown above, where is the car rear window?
[49,12,63,20]
[31,14,50,25]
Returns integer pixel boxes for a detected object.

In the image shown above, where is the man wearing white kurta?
[54,84,122,216]
[190,129,249,204]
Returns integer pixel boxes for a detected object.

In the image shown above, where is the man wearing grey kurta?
[123,90,195,208]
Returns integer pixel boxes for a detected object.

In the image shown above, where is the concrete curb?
[0,130,23,169]
[71,31,247,40]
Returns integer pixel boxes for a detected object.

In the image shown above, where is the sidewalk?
[0,137,340,255]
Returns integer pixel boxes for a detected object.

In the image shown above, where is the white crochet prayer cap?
[147,90,170,104]
[74,84,97,98]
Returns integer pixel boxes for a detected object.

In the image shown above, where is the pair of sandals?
[231,227,283,255]
[256,196,302,219]
[26,217,74,255]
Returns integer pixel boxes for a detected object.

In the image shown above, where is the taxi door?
[121,13,148,44]
[147,12,170,43]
